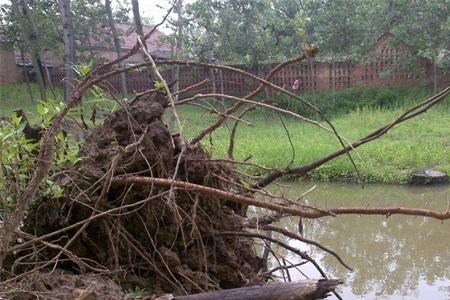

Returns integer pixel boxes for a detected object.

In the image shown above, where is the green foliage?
[153,80,166,94]
[0,101,82,220]
[0,0,126,66]
[0,114,38,217]
[76,60,94,77]
[126,287,147,298]
[36,98,65,126]
[184,0,309,65]
[182,0,450,67]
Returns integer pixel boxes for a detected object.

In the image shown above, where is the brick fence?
[48,59,450,99]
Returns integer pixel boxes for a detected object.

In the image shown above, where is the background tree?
[389,0,450,92]
[71,0,108,63]
[131,0,144,42]
[184,0,279,66]
[11,0,48,101]
[182,0,449,88]
[173,0,183,100]
[105,0,128,97]
[58,0,76,101]
[303,0,366,101]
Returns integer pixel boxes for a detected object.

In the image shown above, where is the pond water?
[266,182,450,300]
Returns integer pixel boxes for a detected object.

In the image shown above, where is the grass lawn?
[1,83,449,183]
[0,83,118,123]
[175,102,450,184]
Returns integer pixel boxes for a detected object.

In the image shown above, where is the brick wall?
[0,49,23,85]
[47,59,449,99]
[46,33,450,96]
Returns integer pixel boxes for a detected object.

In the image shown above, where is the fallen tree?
[1,9,450,299]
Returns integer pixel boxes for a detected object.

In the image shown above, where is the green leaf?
[79,60,94,76]
[153,80,166,94]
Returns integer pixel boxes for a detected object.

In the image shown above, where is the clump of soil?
[1,272,128,300]
[10,92,264,297]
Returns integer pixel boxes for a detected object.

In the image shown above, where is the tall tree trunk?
[219,68,225,105]
[210,68,216,94]
[105,0,128,98]
[308,57,314,95]
[44,63,57,99]
[173,0,183,101]
[86,31,96,61]
[131,0,155,85]
[13,0,47,101]
[432,57,438,93]
[19,46,35,103]
[58,0,76,101]
[332,56,336,105]
[131,0,145,41]
[131,0,147,57]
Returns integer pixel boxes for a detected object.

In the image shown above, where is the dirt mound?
[1,272,127,300]
[12,92,264,296]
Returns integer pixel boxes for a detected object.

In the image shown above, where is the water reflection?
[268,182,450,300]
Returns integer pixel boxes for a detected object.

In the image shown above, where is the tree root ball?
[13,92,265,296]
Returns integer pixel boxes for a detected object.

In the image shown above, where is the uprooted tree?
[1,12,450,300]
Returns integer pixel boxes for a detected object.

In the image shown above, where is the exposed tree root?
[5,93,266,296]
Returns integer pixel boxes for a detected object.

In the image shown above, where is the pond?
[266,182,450,300]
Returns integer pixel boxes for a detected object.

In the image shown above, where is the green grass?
[0,83,116,122]
[176,101,450,184]
[2,83,449,184]
[0,83,56,119]
[276,85,434,119]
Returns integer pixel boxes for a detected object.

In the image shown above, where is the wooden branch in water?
[171,279,342,300]
[111,176,450,220]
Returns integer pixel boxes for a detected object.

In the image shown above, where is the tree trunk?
[58,0,76,101]
[19,46,35,103]
[432,57,438,93]
[210,68,216,94]
[171,279,342,300]
[308,57,314,95]
[173,0,183,101]
[131,0,145,41]
[332,56,336,105]
[131,0,154,84]
[219,68,225,105]
[86,31,96,61]
[13,0,47,101]
[43,63,57,99]
[105,0,128,98]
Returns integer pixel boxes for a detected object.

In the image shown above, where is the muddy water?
[267,182,450,300]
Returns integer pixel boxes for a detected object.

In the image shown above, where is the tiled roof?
[115,23,171,53]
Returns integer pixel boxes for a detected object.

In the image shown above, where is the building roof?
[375,32,410,50]
[115,24,171,54]
[375,32,397,43]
